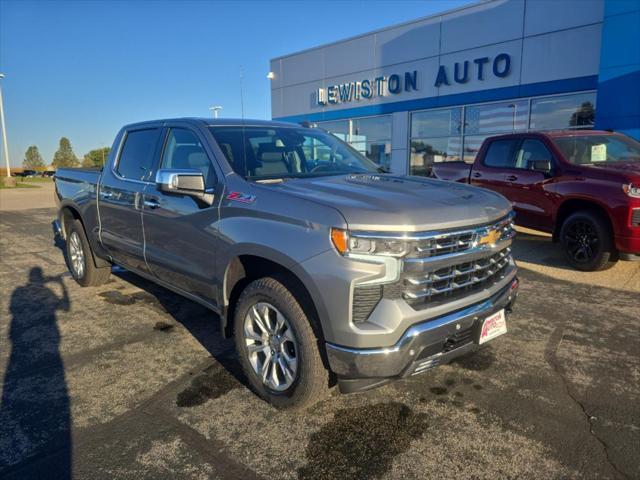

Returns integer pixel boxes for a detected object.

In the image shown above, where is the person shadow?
[0,267,72,479]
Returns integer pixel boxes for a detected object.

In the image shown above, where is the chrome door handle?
[99,191,113,199]
[143,199,160,209]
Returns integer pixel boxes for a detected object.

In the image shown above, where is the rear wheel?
[559,211,616,271]
[66,219,111,286]
[234,276,329,410]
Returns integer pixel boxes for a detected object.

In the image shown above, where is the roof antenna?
[240,65,248,176]
[240,65,245,121]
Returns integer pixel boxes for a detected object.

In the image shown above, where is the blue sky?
[0,0,474,167]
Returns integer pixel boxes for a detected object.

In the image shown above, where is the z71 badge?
[226,191,256,204]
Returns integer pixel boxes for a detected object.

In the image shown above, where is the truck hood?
[268,174,511,231]
[583,161,640,179]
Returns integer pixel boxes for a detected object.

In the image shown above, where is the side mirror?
[529,159,552,174]
[156,169,214,204]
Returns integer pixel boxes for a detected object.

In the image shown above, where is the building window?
[409,108,462,175]
[318,120,349,141]
[411,108,462,137]
[461,135,488,164]
[464,100,529,135]
[319,115,392,169]
[530,92,596,130]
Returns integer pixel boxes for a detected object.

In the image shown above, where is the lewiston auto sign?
[316,53,511,106]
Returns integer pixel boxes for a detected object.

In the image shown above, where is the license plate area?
[478,309,507,345]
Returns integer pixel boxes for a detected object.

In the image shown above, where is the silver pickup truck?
[55,118,519,409]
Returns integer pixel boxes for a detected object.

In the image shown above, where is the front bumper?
[326,277,519,393]
[615,234,640,258]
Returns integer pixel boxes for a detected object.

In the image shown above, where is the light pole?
[209,105,223,119]
[0,73,10,177]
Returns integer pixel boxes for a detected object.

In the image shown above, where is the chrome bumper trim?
[326,278,518,379]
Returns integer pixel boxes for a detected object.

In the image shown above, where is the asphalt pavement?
[0,202,638,479]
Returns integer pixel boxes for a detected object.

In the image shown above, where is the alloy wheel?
[68,231,85,278]
[565,220,599,263]
[243,302,298,392]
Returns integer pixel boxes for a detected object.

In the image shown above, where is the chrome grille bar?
[403,248,513,302]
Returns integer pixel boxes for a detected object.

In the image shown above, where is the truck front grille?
[350,213,516,321]
[632,208,640,226]
[402,247,513,309]
[407,214,514,260]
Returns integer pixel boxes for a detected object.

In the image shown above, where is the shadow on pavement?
[510,230,578,271]
[112,270,246,387]
[0,267,72,478]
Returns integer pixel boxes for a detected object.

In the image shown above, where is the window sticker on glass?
[591,144,607,162]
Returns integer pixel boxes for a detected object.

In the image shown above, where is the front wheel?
[234,276,329,410]
[559,211,617,271]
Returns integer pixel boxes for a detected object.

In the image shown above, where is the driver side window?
[161,129,216,188]
[515,139,553,170]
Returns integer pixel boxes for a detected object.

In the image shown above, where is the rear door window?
[117,128,161,181]
[482,139,518,168]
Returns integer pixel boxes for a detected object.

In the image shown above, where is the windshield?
[553,134,640,165]
[208,126,381,180]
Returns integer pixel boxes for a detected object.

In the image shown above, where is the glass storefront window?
[319,115,391,168]
[461,135,488,163]
[352,116,392,143]
[318,120,350,141]
[351,141,391,170]
[410,137,462,176]
[530,92,596,130]
[411,108,462,138]
[464,100,529,135]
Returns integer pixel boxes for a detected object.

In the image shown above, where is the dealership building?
[269,0,640,175]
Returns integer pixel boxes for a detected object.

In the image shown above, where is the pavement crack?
[544,326,629,480]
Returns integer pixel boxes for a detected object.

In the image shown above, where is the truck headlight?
[623,184,640,198]
[331,228,407,257]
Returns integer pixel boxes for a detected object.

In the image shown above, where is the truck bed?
[54,168,102,227]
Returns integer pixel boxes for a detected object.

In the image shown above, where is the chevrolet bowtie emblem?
[479,229,500,246]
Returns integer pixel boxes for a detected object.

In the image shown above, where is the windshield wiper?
[377,166,390,173]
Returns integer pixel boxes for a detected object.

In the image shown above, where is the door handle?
[99,191,113,199]
[506,175,518,182]
[143,199,161,209]
[472,172,482,178]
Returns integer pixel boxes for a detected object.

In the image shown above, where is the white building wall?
[270,0,605,174]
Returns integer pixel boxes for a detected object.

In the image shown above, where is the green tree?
[52,137,79,168]
[570,101,595,127]
[23,145,45,169]
[82,147,111,168]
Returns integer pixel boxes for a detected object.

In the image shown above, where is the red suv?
[431,131,640,271]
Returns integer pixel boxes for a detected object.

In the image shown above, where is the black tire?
[66,219,111,286]
[233,276,329,410]
[559,210,617,271]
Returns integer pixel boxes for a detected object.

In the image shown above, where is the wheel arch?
[59,203,111,268]
[221,254,325,344]
[553,198,613,242]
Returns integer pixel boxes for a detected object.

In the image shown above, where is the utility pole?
[0,73,11,177]
[209,105,223,119]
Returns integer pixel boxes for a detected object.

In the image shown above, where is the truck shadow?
[510,229,577,271]
[110,270,247,389]
[49,225,248,404]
